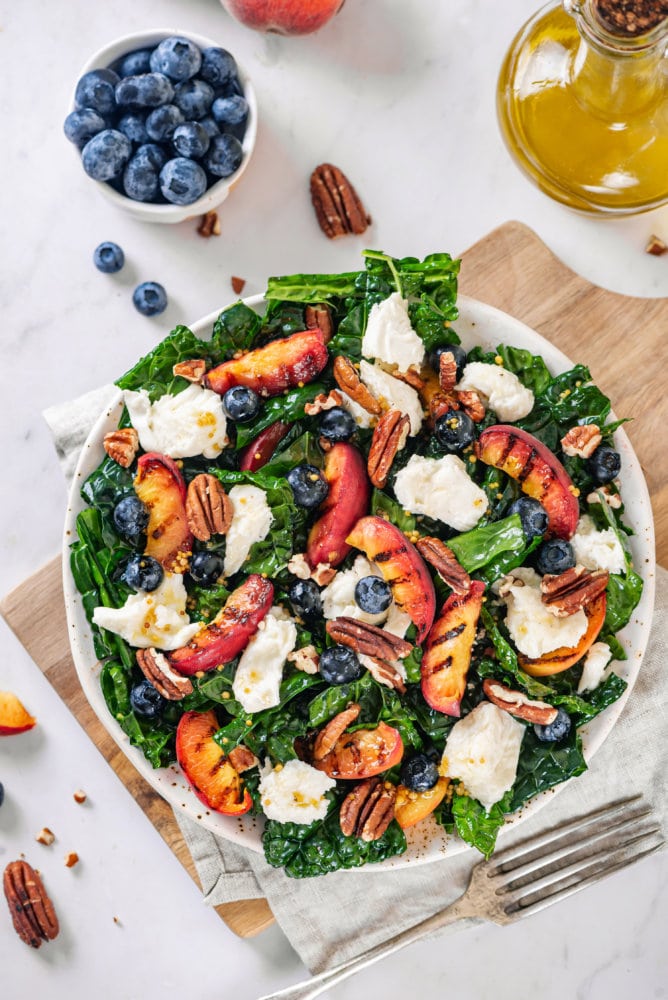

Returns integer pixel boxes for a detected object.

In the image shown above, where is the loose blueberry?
[211,95,249,127]
[173,122,210,159]
[145,104,184,142]
[123,144,166,202]
[288,579,323,621]
[534,707,572,743]
[63,108,107,147]
[113,495,149,541]
[118,48,154,78]
[118,111,149,144]
[535,538,576,576]
[199,116,220,139]
[434,409,476,452]
[81,129,132,181]
[200,47,237,88]
[133,282,168,317]
[508,496,549,540]
[400,753,440,792]
[354,576,392,615]
[429,342,467,381]
[75,69,120,117]
[319,645,362,685]
[123,554,164,591]
[159,157,207,205]
[319,407,356,443]
[586,445,621,485]
[130,678,166,720]
[173,79,215,119]
[204,133,243,178]
[150,36,202,82]
[93,241,125,273]
[115,73,175,110]
[0,782,4,808]
[286,465,329,508]
[222,386,261,422]
[189,551,225,587]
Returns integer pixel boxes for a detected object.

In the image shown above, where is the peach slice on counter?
[476,425,579,540]
[0,691,37,736]
[133,452,192,573]
[520,593,607,676]
[204,329,329,398]
[420,581,486,717]
[176,710,252,815]
[306,443,371,569]
[394,778,450,829]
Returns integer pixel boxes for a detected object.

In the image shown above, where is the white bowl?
[68,29,258,224]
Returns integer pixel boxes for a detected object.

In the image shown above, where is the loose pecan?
[310,163,371,239]
[455,389,486,423]
[3,860,59,948]
[197,210,220,237]
[136,648,193,701]
[231,276,246,295]
[482,679,558,725]
[73,790,87,804]
[645,234,667,256]
[35,828,55,846]
[313,704,361,761]
[64,852,79,869]
[359,654,406,694]
[103,428,139,468]
[540,566,610,617]
[305,303,334,343]
[339,778,397,841]
[560,424,602,459]
[173,359,207,383]
[186,473,233,542]
[333,355,382,415]
[326,617,412,662]
[439,351,458,393]
[228,745,258,773]
[311,562,337,586]
[304,389,343,416]
[416,536,471,594]
[287,553,311,580]
[394,368,426,391]
[367,409,410,488]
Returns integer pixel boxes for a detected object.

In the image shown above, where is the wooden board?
[1,221,665,939]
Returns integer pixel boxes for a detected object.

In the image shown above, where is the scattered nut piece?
[312,562,337,586]
[287,553,312,580]
[35,828,55,846]
[287,645,320,674]
[73,789,87,804]
[3,860,59,948]
[586,485,622,509]
[310,163,371,239]
[313,704,361,761]
[333,355,382,415]
[393,368,426,391]
[197,210,220,237]
[359,654,406,694]
[304,389,343,416]
[103,428,139,468]
[645,234,667,256]
[64,852,79,869]
[231,275,246,294]
[455,388,486,423]
[561,424,602,459]
[228,745,259,772]
[439,351,458,393]
[173,359,207,383]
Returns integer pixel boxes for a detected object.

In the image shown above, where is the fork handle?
[257,898,477,1000]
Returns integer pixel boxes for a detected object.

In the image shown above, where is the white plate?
[62,294,656,868]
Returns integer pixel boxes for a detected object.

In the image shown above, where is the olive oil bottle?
[497,0,668,214]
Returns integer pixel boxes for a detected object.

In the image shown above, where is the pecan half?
[136,648,193,701]
[310,163,371,239]
[197,210,220,237]
[416,537,471,594]
[186,474,233,542]
[359,654,406,694]
[173,359,206,383]
[560,424,602,459]
[313,703,361,761]
[326,617,412,662]
[103,428,139,468]
[367,409,410,488]
[482,679,558,725]
[228,745,258,773]
[333,355,382,415]
[439,351,458,393]
[3,860,59,948]
[339,778,397,841]
[304,389,343,416]
[455,389,486,423]
[305,303,334,343]
[540,566,610,617]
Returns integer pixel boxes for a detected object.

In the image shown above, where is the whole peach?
[220,0,346,35]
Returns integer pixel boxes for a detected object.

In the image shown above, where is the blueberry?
[75,69,120,117]
[123,554,163,591]
[118,48,153,78]
[189,551,225,587]
[535,538,576,576]
[216,74,244,99]
[145,104,184,141]
[586,445,621,485]
[115,73,175,110]
[508,496,548,540]
[173,122,210,159]
[434,409,476,452]
[204,133,243,178]
[134,142,167,170]
[319,407,356,443]
[63,108,107,147]
[159,157,207,205]
[200,47,237,88]
[534,707,571,743]
[130,679,166,720]
[222,386,261,422]
[286,464,329,508]
[288,579,323,621]
[173,79,215,119]
[123,144,165,201]
[150,36,202,82]
[211,95,249,127]
[400,753,440,792]
[354,576,392,615]
[93,241,125,273]
[118,111,148,144]
[133,281,168,317]
[429,342,467,381]
[199,116,220,139]
[81,129,132,181]
[0,782,4,807]
[319,645,362,685]
[113,495,149,540]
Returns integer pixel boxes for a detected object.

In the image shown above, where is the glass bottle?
[497,0,668,214]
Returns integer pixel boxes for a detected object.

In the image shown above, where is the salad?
[70,250,643,878]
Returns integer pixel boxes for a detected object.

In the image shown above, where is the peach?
[0,691,36,736]
[219,0,345,35]
[307,443,371,569]
[176,710,252,815]
[313,722,404,780]
[394,778,450,829]
[133,453,192,572]
[239,420,292,471]
[421,581,485,717]
[520,593,607,676]
[204,329,328,398]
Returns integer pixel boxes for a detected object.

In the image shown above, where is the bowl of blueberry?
[64,30,257,223]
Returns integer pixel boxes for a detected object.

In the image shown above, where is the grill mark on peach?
[374,545,408,562]
[423,654,453,676]
[515,446,538,485]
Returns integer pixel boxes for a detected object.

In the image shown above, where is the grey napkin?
[46,390,668,974]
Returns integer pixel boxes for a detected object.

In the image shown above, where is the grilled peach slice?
[314,722,404,780]
[421,580,485,717]
[394,778,450,829]
[476,425,579,539]
[168,575,273,676]
[204,329,329,398]
[239,420,292,471]
[134,453,192,573]
[176,710,252,815]
[0,691,37,736]
[520,593,606,676]
[307,443,371,569]
[346,516,436,643]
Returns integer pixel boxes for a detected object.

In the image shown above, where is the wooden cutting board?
[1,222,666,940]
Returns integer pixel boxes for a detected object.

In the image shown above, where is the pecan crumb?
[35,828,55,846]
[73,790,87,804]
[197,211,220,237]
[645,234,667,256]
[64,852,79,869]
[231,275,246,294]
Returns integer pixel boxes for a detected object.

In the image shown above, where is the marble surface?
[1,0,667,997]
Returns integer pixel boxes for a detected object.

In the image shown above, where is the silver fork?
[258,794,663,1000]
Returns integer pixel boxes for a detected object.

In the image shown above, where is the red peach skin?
[176,710,252,815]
[0,691,37,736]
[307,443,371,569]
[239,421,292,471]
[204,330,328,398]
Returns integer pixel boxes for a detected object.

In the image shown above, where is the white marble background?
[1,0,667,997]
